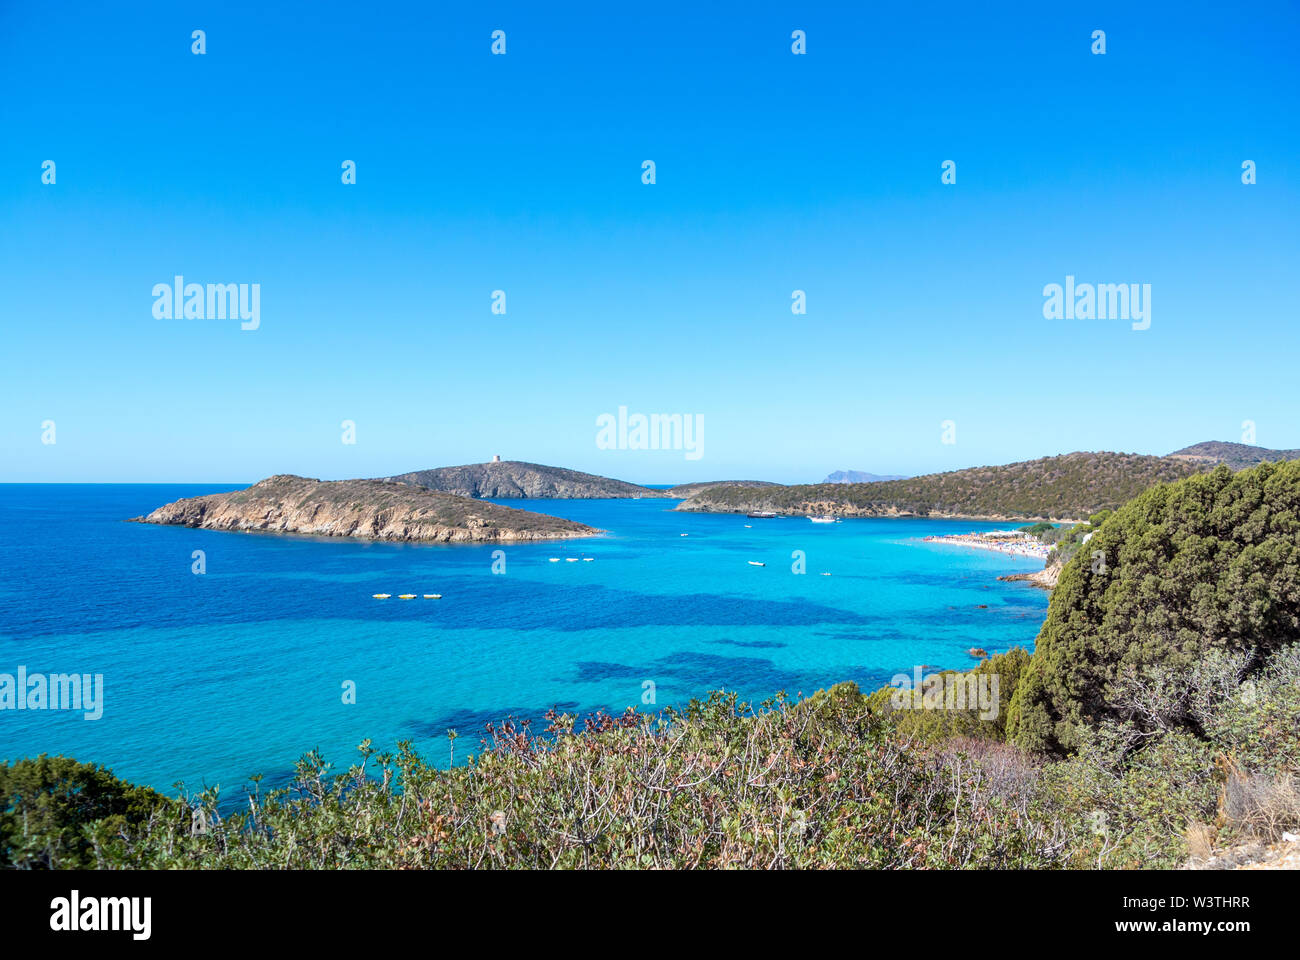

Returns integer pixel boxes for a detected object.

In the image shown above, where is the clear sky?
[2,1,1297,484]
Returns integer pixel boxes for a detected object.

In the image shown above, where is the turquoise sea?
[0,485,1048,797]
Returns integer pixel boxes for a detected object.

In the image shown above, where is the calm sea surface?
[0,484,1048,796]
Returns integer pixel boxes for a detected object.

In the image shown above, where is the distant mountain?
[662,480,780,498]
[388,461,670,499]
[676,452,1209,522]
[1167,441,1300,471]
[823,470,908,484]
[132,475,600,542]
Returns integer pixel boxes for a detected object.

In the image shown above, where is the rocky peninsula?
[131,475,602,543]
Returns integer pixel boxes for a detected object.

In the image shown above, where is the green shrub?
[0,755,173,869]
[1009,461,1300,753]
[1018,522,1055,537]
[865,648,1031,742]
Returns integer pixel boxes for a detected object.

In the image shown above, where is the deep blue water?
[0,485,1048,796]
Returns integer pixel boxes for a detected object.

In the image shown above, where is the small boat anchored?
[747,560,766,567]
[809,515,836,523]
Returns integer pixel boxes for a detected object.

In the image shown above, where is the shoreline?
[676,503,1085,524]
[919,531,1051,560]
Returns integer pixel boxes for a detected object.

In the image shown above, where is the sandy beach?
[920,530,1051,560]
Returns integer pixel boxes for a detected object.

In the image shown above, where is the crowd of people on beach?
[920,530,1051,560]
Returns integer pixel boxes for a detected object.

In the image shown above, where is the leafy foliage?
[0,755,172,868]
[1018,522,1056,537]
[1009,461,1300,753]
[863,648,1031,742]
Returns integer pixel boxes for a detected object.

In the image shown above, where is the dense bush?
[864,648,1031,742]
[0,755,172,868]
[39,688,1080,869]
[1018,522,1055,537]
[1009,461,1300,753]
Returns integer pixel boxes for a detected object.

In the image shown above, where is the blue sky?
[2,1,1297,484]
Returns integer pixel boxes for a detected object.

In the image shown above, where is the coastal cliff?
[388,461,670,499]
[131,475,601,542]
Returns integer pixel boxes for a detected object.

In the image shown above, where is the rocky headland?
[997,561,1064,590]
[131,475,602,543]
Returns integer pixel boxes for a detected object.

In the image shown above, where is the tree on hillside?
[1008,461,1300,754]
[0,755,172,868]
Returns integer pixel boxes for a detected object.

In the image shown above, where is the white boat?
[809,515,836,523]
[565,557,579,562]
[747,561,765,567]
[548,558,560,563]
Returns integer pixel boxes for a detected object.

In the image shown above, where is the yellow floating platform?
[372,594,391,599]
[398,594,417,599]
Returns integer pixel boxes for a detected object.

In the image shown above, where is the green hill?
[677,452,1210,521]
[388,460,668,499]
[1167,440,1300,471]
